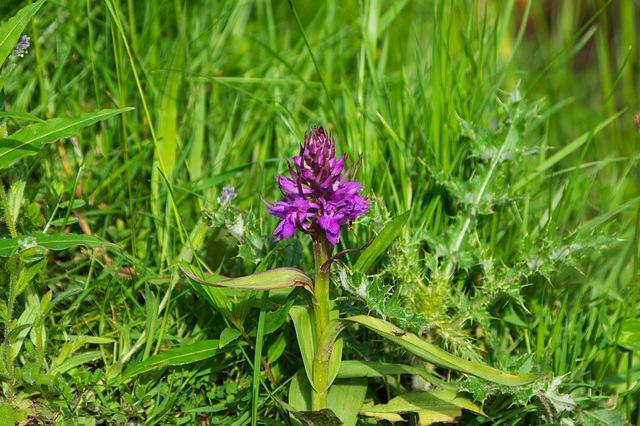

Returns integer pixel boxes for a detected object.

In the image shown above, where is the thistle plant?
[181,125,543,424]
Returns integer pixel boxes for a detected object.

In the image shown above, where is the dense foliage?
[1,1,639,425]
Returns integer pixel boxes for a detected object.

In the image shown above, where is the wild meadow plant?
[181,126,542,424]
[2,0,639,424]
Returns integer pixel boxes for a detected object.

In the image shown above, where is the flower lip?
[266,126,371,244]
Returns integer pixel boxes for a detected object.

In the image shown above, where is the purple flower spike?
[265,126,370,244]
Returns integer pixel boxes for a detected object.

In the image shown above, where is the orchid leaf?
[287,369,366,426]
[290,305,343,394]
[289,368,313,412]
[360,390,486,425]
[337,360,452,390]
[180,265,313,294]
[289,305,317,392]
[327,378,367,426]
[345,315,543,386]
[0,108,133,168]
[353,210,410,273]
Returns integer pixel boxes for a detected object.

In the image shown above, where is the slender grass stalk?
[288,1,340,134]
[252,290,269,425]
[628,202,640,417]
[104,0,184,247]
[555,47,631,225]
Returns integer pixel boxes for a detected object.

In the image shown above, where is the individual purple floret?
[265,126,370,245]
[12,35,30,57]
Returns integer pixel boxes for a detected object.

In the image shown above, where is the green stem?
[311,233,333,411]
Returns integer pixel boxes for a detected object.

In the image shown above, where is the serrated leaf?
[540,376,576,414]
[0,0,45,64]
[120,340,220,381]
[345,315,543,386]
[0,108,133,168]
[180,264,313,294]
[360,390,485,425]
[354,210,410,273]
[0,233,118,257]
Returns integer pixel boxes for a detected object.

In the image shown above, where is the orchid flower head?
[265,126,370,245]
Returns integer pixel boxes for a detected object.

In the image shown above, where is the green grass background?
[1,0,640,424]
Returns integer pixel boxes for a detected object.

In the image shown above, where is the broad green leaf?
[287,369,372,426]
[290,305,343,394]
[49,351,102,376]
[617,319,640,351]
[327,378,368,426]
[0,0,45,64]
[353,210,410,273]
[360,390,485,425]
[345,315,543,386]
[219,327,242,348]
[288,369,312,412]
[284,370,344,426]
[289,305,317,392]
[0,233,118,257]
[180,265,313,294]
[0,108,133,168]
[337,360,451,390]
[120,340,220,381]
